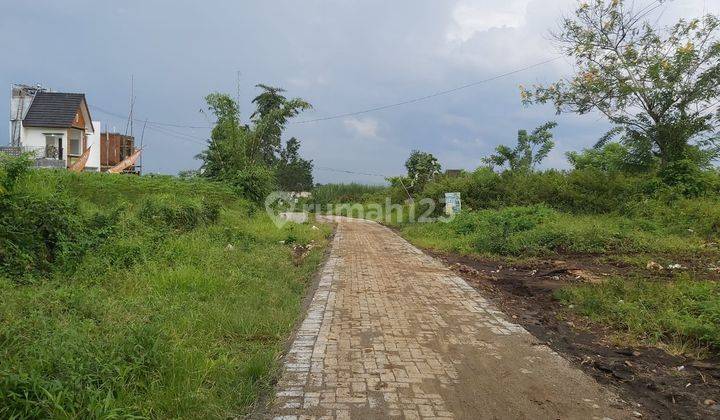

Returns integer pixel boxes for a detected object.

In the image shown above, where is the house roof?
[23,92,93,129]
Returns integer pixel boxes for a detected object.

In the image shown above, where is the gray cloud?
[1,0,715,182]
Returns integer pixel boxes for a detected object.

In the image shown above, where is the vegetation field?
[0,161,330,418]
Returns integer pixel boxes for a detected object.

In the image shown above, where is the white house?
[7,86,100,170]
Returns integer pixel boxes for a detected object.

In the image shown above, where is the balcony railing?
[0,145,62,159]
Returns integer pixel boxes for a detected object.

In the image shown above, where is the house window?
[44,134,63,159]
[68,130,82,156]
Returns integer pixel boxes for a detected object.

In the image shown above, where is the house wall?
[21,126,68,160]
[85,121,101,171]
[72,107,86,130]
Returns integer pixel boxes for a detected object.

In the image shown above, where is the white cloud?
[446,0,533,42]
[343,117,380,138]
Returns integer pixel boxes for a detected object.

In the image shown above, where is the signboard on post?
[444,192,461,215]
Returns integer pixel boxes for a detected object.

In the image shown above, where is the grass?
[556,275,720,356]
[340,204,708,258]
[0,168,331,418]
[310,183,387,206]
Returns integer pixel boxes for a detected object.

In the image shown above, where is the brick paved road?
[269,217,632,419]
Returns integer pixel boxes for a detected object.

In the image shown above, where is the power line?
[91,105,213,129]
[144,124,208,145]
[92,56,560,130]
[315,166,389,178]
[86,53,561,155]
[293,56,562,124]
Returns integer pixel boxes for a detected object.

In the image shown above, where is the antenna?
[124,75,135,136]
[130,75,134,138]
[139,118,147,175]
[236,70,241,117]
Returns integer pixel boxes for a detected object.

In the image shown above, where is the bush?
[0,192,88,278]
[0,156,109,279]
[0,157,227,281]
[420,167,645,214]
[224,165,277,203]
[137,194,221,231]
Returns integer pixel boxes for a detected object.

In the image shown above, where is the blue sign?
[444,192,461,215]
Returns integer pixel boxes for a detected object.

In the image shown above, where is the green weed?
[556,275,720,355]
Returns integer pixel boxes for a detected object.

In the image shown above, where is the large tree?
[250,84,311,165]
[521,0,720,168]
[197,86,312,201]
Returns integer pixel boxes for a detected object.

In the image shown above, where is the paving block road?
[269,216,633,419]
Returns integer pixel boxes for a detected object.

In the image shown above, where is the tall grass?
[311,183,387,206]
[556,275,720,355]
[397,204,706,257]
[0,163,330,418]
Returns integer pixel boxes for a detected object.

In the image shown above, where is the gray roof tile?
[23,92,88,128]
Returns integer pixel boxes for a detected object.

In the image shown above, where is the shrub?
[420,168,645,214]
[224,165,277,204]
[136,194,221,231]
[0,192,88,278]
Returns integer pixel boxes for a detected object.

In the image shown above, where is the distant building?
[444,169,463,177]
[5,84,140,173]
[5,84,99,170]
[99,132,138,173]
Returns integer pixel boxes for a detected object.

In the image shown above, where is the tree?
[250,84,312,165]
[484,122,557,172]
[276,137,314,191]
[197,93,248,179]
[521,0,720,168]
[405,150,441,193]
[567,142,633,172]
[197,85,312,201]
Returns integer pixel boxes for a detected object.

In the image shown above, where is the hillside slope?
[0,165,329,418]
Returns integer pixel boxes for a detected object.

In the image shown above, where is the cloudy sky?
[1,0,716,183]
